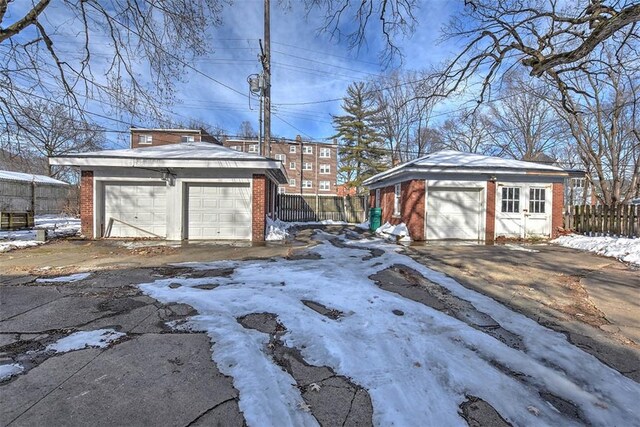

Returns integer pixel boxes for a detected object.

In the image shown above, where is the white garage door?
[426,188,483,240]
[104,183,167,238]
[187,183,252,240]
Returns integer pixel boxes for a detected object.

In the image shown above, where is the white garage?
[104,183,167,238]
[186,183,252,240]
[426,188,483,240]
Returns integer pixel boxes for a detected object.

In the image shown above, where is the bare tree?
[237,121,258,138]
[436,108,496,155]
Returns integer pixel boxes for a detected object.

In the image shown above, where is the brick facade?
[551,182,564,238]
[80,170,94,238]
[252,174,267,241]
[485,180,496,243]
[370,180,425,240]
[130,129,218,149]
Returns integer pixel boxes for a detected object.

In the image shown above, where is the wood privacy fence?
[564,205,640,238]
[0,211,35,231]
[277,194,368,223]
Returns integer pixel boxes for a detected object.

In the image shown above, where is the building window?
[529,188,546,213]
[303,146,313,155]
[275,154,286,162]
[375,189,381,208]
[181,135,195,143]
[289,162,296,170]
[319,181,331,191]
[303,162,312,171]
[320,147,331,158]
[138,134,152,145]
[230,145,240,151]
[320,164,330,174]
[394,184,401,216]
[302,180,313,189]
[278,187,286,194]
[501,187,520,213]
[289,145,297,153]
[289,178,296,186]
[572,178,585,188]
[248,144,259,153]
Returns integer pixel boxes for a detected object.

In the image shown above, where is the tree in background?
[435,108,495,155]
[333,82,387,193]
[238,121,258,138]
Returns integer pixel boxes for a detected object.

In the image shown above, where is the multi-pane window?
[319,181,331,191]
[138,134,152,144]
[181,135,195,143]
[275,154,286,162]
[248,144,259,153]
[320,148,331,158]
[572,178,585,188]
[303,146,313,154]
[320,164,330,174]
[302,180,313,189]
[278,187,286,194]
[394,184,401,216]
[529,188,546,213]
[289,145,297,153]
[289,162,296,170]
[501,187,520,213]
[303,162,312,170]
[289,178,296,186]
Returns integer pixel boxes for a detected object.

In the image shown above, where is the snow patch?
[36,272,91,283]
[503,244,540,253]
[0,363,24,381]
[266,218,290,241]
[46,329,125,353]
[553,234,640,265]
[355,220,369,230]
[376,222,411,242]
[0,215,80,253]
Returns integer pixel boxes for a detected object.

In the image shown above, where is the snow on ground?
[45,329,125,353]
[35,272,91,283]
[0,215,80,253]
[376,221,411,242]
[265,219,350,241]
[503,244,540,253]
[553,234,640,265]
[0,363,24,381]
[140,232,639,427]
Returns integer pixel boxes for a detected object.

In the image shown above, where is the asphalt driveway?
[1,228,638,426]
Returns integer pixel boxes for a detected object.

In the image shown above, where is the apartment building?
[130,128,219,148]
[222,136,339,195]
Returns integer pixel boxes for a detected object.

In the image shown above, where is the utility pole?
[261,0,271,157]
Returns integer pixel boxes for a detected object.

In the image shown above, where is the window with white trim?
[230,145,240,151]
[289,178,296,186]
[181,135,195,143]
[393,184,401,216]
[319,181,330,191]
[320,164,330,174]
[138,134,152,145]
[571,177,585,188]
[320,147,331,158]
[302,180,313,189]
[289,145,297,153]
[289,162,296,170]
[278,187,286,194]
[248,144,259,153]
[529,188,546,213]
[303,146,313,155]
[501,187,520,213]
[275,154,286,162]
[303,162,312,171]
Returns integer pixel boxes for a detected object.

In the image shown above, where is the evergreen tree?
[332,82,387,193]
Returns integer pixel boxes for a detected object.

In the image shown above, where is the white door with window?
[104,183,167,237]
[426,188,483,240]
[186,183,252,240]
[495,184,551,238]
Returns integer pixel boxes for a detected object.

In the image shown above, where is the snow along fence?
[565,204,640,238]
[277,194,367,223]
[0,178,78,216]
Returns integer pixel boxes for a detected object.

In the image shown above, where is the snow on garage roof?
[364,150,567,186]
[0,170,68,185]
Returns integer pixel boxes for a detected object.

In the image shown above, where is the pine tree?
[332,82,387,193]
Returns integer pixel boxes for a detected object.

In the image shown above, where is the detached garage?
[50,143,287,241]
[364,150,573,242]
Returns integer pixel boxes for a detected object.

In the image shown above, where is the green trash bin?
[369,208,382,232]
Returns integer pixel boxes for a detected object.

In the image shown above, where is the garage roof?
[0,170,69,185]
[364,150,569,186]
[50,143,288,183]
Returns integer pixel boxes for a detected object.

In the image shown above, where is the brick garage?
[365,151,572,242]
[51,143,286,242]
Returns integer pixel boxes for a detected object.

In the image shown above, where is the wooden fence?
[564,205,639,238]
[277,194,368,223]
[0,211,35,231]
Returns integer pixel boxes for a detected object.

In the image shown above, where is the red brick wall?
[485,181,496,242]
[370,180,425,240]
[552,182,564,238]
[80,170,94,238]
[252,174,267,241]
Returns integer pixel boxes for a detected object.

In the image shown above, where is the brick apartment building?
[222,136,339,195]
[130,128,219,149]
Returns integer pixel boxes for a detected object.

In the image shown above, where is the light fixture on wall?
[489,175,497,182]
[162,171,176,186]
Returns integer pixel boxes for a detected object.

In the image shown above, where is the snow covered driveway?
[139,231,639,427]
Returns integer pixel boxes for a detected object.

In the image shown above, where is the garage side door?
[187,183,252,240]
[104,183,167,238]
[426,188,482,240]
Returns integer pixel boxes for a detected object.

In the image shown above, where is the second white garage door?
[187,183,252,240]
[426,188,483,240]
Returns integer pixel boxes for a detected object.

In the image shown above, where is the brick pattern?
[551,182,564,238]
[370,180,425,240]
[130,129,218,148]
[485,180,496,242]
[80,170,94,238]
[252,174,267,241]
